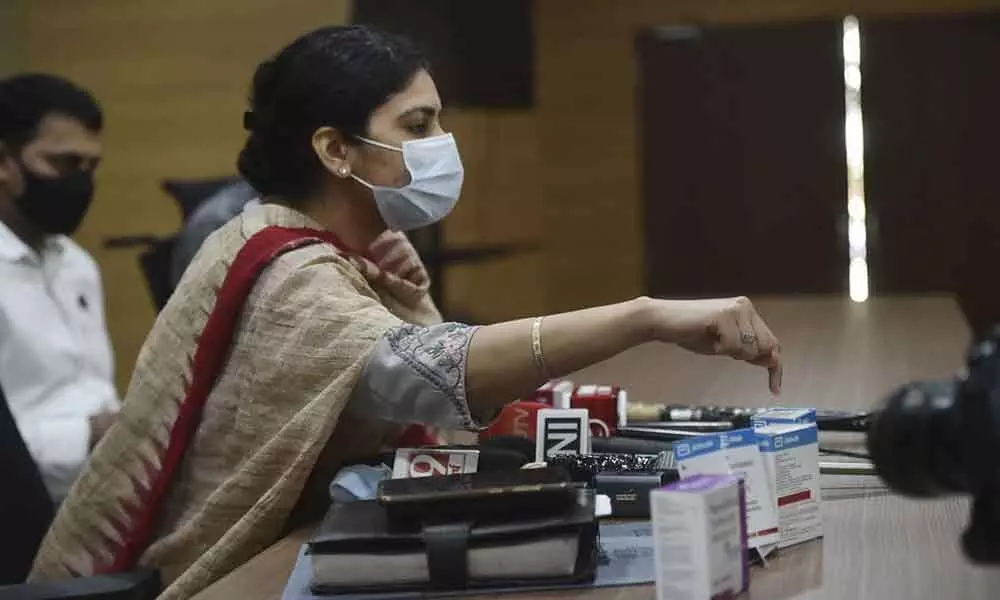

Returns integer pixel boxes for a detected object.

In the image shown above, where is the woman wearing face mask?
[31,26,782,597]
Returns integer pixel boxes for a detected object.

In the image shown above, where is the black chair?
[0,385,55,585]
[0,386,161,599]
[104,176,246,311]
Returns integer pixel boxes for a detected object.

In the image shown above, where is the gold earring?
[337,165,350,178]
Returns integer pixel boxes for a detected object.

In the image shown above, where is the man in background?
[0,74,119,502]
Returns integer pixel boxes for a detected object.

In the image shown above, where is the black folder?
[307,488,598,595]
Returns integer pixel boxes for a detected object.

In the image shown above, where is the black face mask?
[13,162,95,235]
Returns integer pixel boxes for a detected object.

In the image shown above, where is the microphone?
[624,421,736,433]
[591,436,674,455]
[531,380,575,407]
[615,426,710,442]
[625,403,762,425]
[566,385,627,437]
[480,401,549,441]
[626,403,872,432]
[522,382,629,438]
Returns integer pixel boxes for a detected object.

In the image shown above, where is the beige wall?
[440,111,545,322]
[27,0,352,391]
[0,0,26,76]
[23,0,1000,392]
[24,0,546,391]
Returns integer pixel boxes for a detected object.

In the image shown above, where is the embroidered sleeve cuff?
[351,322,483,431]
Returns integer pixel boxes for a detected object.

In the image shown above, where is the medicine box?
[755,423,823,548]
[751,407,816,429]
[674,428,780,550]
[651,474,748,600]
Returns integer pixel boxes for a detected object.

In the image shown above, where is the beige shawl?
[30,204,442,598]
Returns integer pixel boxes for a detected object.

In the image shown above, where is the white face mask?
[351,133,464,231]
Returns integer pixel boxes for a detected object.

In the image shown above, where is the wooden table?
[194,296,1000,599]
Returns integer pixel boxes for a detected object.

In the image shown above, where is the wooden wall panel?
[0,1,27,77]
[352,0,533,109]
[441,112,545,322]
[861,12,1000,335]
[638,21,848,298]
[27,0,353,392]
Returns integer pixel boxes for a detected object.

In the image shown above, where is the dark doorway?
[638,21,848,298]
[862,12,1000,335]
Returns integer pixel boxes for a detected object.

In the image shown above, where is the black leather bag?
[307,487,598,595]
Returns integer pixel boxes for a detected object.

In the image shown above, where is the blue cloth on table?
[328,464,392,503]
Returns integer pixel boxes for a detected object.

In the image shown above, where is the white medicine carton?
[651,474,748,600]
[674,428,780,551]
[751,407,816,429]
[755,423,824,548]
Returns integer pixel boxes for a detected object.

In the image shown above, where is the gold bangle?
[531,317,552,380]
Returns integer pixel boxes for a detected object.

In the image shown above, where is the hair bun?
[251,58,281,103]
[236,133,280,196]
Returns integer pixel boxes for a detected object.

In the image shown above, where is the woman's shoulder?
[189,202,352,274]
[234,208,375,300]
[170,202,381,329]
[237,202,322,237]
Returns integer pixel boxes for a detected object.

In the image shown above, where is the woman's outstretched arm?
[464,296,781,418]
[354,285,780,429]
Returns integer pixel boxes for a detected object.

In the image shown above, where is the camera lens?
[867,327,1000,564]
[867,378,970,497]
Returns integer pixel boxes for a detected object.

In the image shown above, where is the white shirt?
[0,220,120,501]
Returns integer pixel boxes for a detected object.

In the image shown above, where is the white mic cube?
[535,408,591,463]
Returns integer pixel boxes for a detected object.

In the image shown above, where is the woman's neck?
[281,188,385,253]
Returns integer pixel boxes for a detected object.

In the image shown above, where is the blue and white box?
[755,423,823,548]
[674,428,779,551]
[751,407,817,429]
